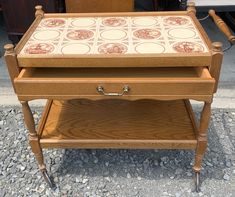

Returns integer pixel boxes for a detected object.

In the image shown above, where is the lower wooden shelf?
[38,99,198,149]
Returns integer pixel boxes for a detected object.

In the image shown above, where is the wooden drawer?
[15,67,215,101]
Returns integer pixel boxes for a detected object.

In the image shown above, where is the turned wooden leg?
[193,102,211,192]
[21,101,53,188]
[193,102,211,172]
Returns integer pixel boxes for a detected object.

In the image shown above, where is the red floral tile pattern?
[163,16,190,26]
[133,29,161,40]
[172,41,204,53]
[24,43,54,54]
[66,30,94,40]
[102,17,126,27]
[98,43,128,54]
[20,15,208,55]
[41,19,66,28]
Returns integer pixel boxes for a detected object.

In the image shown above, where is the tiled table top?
[20,16,209,55]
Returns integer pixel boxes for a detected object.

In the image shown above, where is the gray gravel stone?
[175,168,183,175]
[82,178,89,184]
[127,173,131,179]
[223,174,230,181]
[0,191,6,197]
[154,160,159,166]
[0,120,4,125]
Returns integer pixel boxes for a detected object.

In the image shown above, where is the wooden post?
[4,44,20,92]
[187,2,196,14]
[210,42,223,93]
[35,5,44,18]
[21,101,46,171]
[193,102,211,172]
[209,10,235,44]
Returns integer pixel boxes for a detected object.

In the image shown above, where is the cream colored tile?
[20,15,208,55]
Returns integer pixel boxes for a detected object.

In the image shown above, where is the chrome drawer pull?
[97,85,130,96]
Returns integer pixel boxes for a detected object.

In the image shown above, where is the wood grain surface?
[15,11,212,68]
[14,67,215,102]
[209,10,235,44]
[65,0,134,13]
[39,99,197,149]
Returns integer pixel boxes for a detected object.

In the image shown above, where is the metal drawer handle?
[97,85,130,96]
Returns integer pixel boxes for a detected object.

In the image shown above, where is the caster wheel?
[195,172,200,193]
[42,170,54,189]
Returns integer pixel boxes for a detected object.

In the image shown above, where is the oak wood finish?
[35,5,45,18]
[14,67,215,102]
[21,101,46,171]
[65,0,134,13]
[209,10,235,44]
[187,2,196,14]
[15,10,212,68]
[193,102,211,172]
[37,100,53,134]
[17,54,212,68]
[210,42,223,93]
[184,99,198,136]
[4,44,20,92]
[38,99,197,149]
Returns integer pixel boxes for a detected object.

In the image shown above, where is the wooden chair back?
[65,0,134,13]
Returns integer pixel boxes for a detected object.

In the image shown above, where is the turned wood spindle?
[209,10,235,44]
[35,5,44,18]
[4,44,20,92]
[210,42,223,93]
[193,102,211,172]
[187,2,196,14]
[21,101,46,170]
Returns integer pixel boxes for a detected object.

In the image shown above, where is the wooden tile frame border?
[15,10,213,68]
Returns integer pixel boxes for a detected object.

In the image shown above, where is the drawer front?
[14,67,215,100]
[15,80,214,96]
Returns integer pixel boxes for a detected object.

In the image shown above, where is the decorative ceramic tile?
[20,15,209,55]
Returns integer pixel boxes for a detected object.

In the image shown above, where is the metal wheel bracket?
[42,170,55,189]
[195,172,201,193]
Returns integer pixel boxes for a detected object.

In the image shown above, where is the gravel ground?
[0,106,234,197]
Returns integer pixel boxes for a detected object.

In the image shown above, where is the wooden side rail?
[4,44,20,92]
[209,10,235,44]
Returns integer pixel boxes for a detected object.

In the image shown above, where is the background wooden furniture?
[65,0,134,13]
[0,0,64,43]
[65,0,184,12]
[225,12,235,32]
[153,0,183,11]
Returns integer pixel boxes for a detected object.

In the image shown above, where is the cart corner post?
[193,101,212,191]
[4,43,20,92]
[187,2,196,15]
[193,101,211,172]
[35,5,44,18]
[20,101,54,187]
[210,42,223,93]
[20,101,46,170]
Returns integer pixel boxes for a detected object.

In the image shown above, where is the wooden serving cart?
[4,3,235,192]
